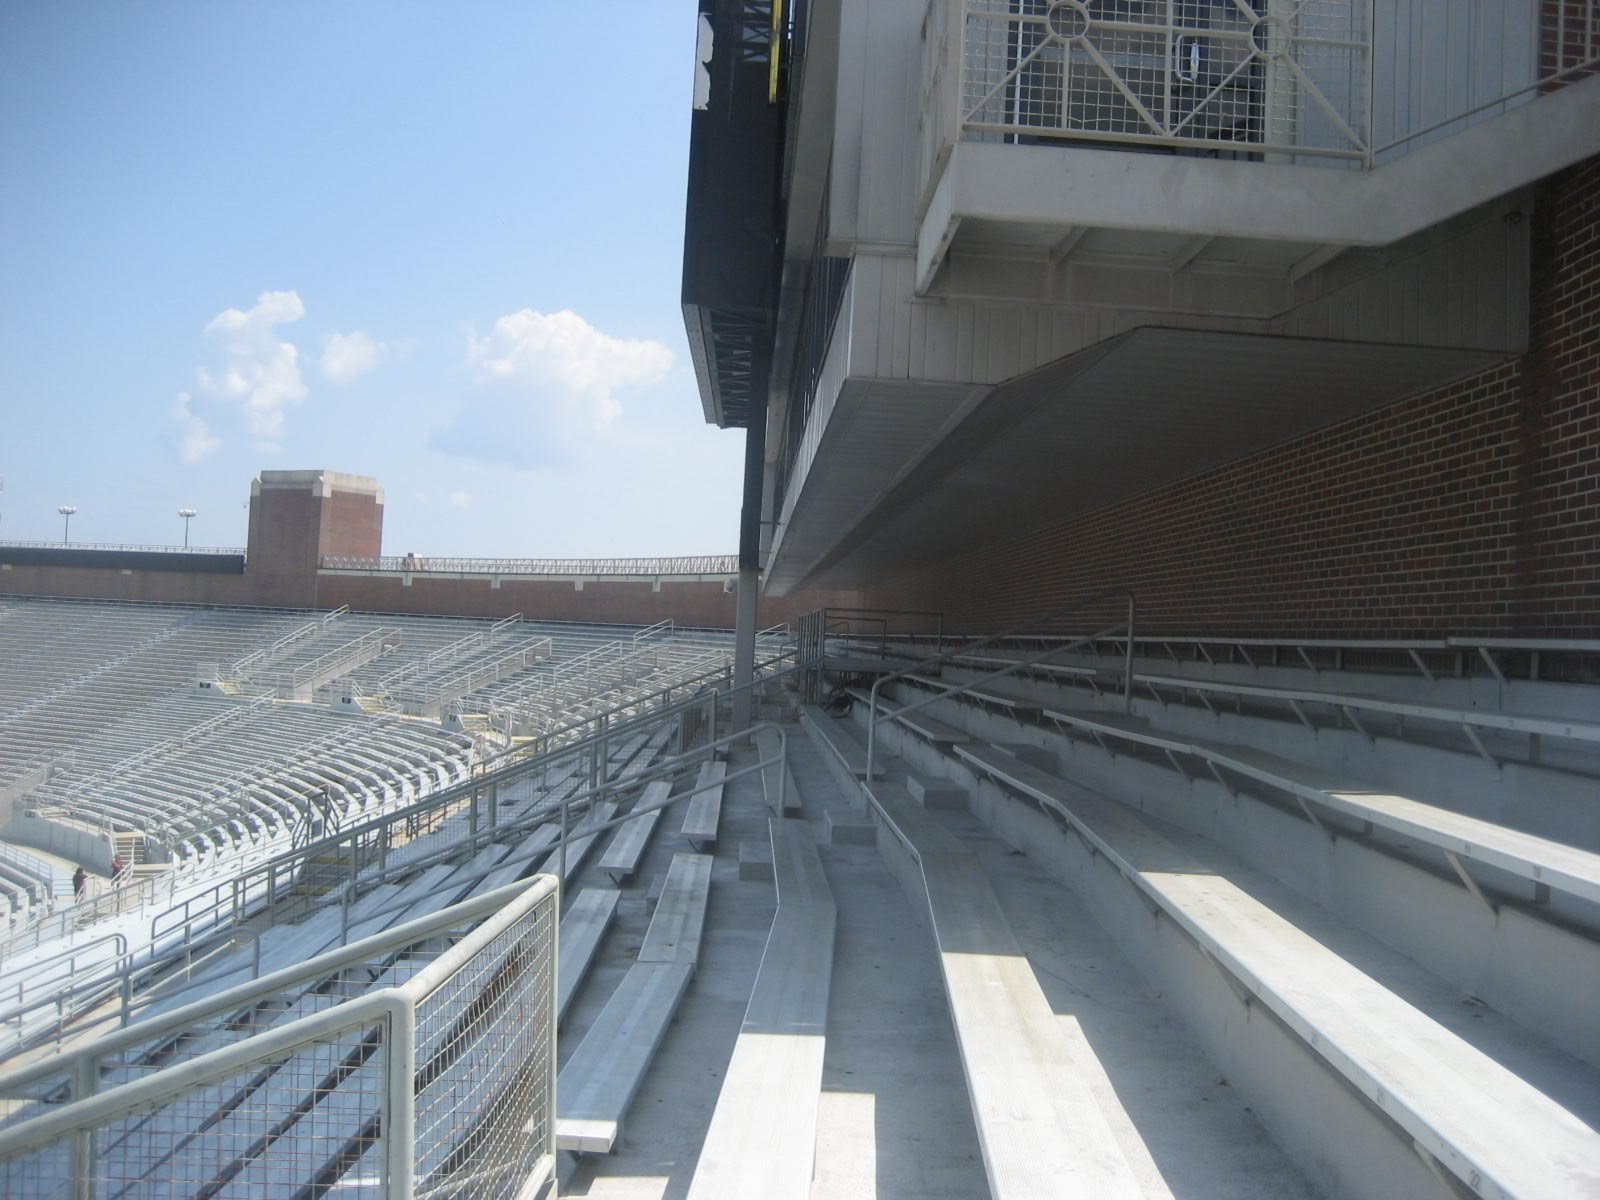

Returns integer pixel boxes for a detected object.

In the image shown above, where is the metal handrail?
[864,588,1134,780]
[0,539,244,555]
[28,712,786,1059]
[320,553,740,576]
[0,873,560,1200]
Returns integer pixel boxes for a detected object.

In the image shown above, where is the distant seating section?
[0,598,756,939]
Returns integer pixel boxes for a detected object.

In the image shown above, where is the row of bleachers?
[0,602,309,787]
[25,695,475,868]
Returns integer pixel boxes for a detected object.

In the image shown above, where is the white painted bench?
[954,741,1600,1200]
[558,887,622,1023]
[686,819,835,1200]
[863,780,1150,1200]
[556,851,713,1152]
[1041,705,1600,908]
[681,760,726,851]
[597,781,669,882]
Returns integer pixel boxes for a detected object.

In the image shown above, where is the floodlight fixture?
[178,508,198,548]
[57,505,77,544]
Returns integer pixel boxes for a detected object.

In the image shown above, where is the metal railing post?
[1124,592,1136,713]
[559,795,569,883]
[385,999,417,1200]
[70,1053,96,1200]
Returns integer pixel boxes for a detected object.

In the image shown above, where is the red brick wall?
[860,156,1600,639]
[319,490,383,560]
[315,573,859,630]
[0,562,857,632]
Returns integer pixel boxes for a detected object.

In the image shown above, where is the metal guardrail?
[0,870,175,966]
[851,587,1135,781]
[0,875,560,1200]
[321,553,740,576]
[0,540,244,555]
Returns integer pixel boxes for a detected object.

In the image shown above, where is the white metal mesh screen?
[411,899,555,1200]
[0,879,558,1199]
[958,0,1370,160]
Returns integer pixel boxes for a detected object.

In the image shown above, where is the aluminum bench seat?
[556,852,712,1153]
[754,726,802,815]
[904,673,1042,720]
[798,705,878,778]
[846,688,971,746]
[536,802,618,883]
[954,741,1600,1200]
[597,782,669,882]
[686,818,834,1200]
[864,779,1150,1200]
[1137,672,1600,747]
[557,887,623,1023]
[681,761,726,851]
[1040,705,1600,908]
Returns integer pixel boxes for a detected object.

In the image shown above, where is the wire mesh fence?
[0,877,558,1199]
[955,0,1370,160]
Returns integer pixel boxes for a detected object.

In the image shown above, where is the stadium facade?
[684,0,1600,640]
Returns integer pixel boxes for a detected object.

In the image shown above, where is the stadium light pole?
[178,507,197,548]
[57,505,77,544]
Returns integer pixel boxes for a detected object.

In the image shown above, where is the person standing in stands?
[110,853,125,883]
[72,865,87,900]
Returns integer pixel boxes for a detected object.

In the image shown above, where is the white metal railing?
[320,553,740,576]
[0,876,558,1200]
[405,640,551,718]
[228,613,335,679]
[0,869,175,967]
[859,587,1135,779]
[943,0,1370,167]
[0,539,244,555]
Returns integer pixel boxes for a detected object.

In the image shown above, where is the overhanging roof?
[766,327,1507,594]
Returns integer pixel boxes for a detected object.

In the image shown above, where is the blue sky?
[0,2,746,557]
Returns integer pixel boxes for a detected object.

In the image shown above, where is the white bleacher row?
[818,637,1600,1200]
[0,600,740,800]
[0,602,304,782]
[0,714,689,1190]
[25,696,475,863]
[0,599,759,958]
[476,643,734,735]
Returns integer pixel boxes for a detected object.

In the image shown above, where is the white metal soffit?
[770,327,1505,592]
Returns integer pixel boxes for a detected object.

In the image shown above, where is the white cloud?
[194,290,308,440]
[321,330,386,384]
[172,393,220,463]
[447,489,473,510]
[465,308,673,429]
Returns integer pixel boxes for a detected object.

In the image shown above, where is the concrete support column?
[732,565,759,729]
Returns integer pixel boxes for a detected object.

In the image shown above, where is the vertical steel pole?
[1123,593,1136,714]
[71,1054,97,1200]
[385,1003,417,1200]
